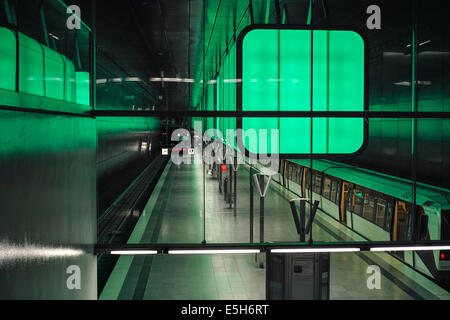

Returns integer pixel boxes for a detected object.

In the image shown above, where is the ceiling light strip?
[370,245,450,252]
[110,250,158,255]
[270,248,360,253]
[168,249,260,255]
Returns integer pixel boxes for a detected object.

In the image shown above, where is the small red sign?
[221,165,227,172]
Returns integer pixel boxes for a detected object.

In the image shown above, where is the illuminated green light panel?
[241,29,365,154]
[0,27,90,106]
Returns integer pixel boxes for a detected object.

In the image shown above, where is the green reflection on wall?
[0,110,96,156]
[97,117,160,136]
[242,29,365,154]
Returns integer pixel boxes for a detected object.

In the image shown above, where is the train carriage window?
[352,187,364,215]
[322,177,331,200]
[296,165,302,184]
[362,191,375,221]
[312,172,322,194]
[385,201,394,231]
[335,181,342,205]
[305,169,311,189]
[375,198,386,228]
[330,179,338,203]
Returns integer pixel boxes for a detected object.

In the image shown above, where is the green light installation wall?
[0,28,16,91]
[206,83,214,132]
[216,44,237,147]
[76,71,90,105]
[19,33,45,96]
[0,27,90,110]
[241,29,365,155]
[64,57,77,103]
[42,45,65,101]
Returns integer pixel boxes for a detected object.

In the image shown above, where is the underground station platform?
[1,0,450,313]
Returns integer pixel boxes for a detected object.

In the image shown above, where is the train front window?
[362,192,375,221]
[322,177,331,200]
[375,198,386,228]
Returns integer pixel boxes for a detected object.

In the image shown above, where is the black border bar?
[92,110,450,119]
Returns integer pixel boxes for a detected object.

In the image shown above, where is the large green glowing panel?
[280,30,311,153]
[327,31,364,153]
[241,28,365,155]
[64,57,76,103]
[242,29,278,154]
[42,46,65,100]
[0,28,16,91]
[18,33,45,96]
[76,71,90,105]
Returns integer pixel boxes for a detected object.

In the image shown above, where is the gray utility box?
[266,252,330,300]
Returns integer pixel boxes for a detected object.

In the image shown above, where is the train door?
[391,200,409,259]
[302,167,308,198]
[339,182,352,223]
[392,200,409,241]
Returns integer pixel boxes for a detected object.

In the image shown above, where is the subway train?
[275,158,450,282]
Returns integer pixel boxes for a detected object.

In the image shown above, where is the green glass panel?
[280,29,311,154]
[219,65,224,138]
[42,46,64,100]
[328,31,364,153]
[64,57,76,103]
[18,33,44,96]
[312,30,328,153]
[241,29,365,155]
[0,28,16,91]
[242,29,278,154]
[76,71,90,105]
[216,76,220,131]
[207,83,214,132]
[229,44,237,149]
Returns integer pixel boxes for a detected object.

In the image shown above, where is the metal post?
[300,200,306,242]
[224,178,227,201]
[259,175,265,243]
[250,168,254,243]
[219,165,222,193]
[228,164,232,208]
[233,158,237,216]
